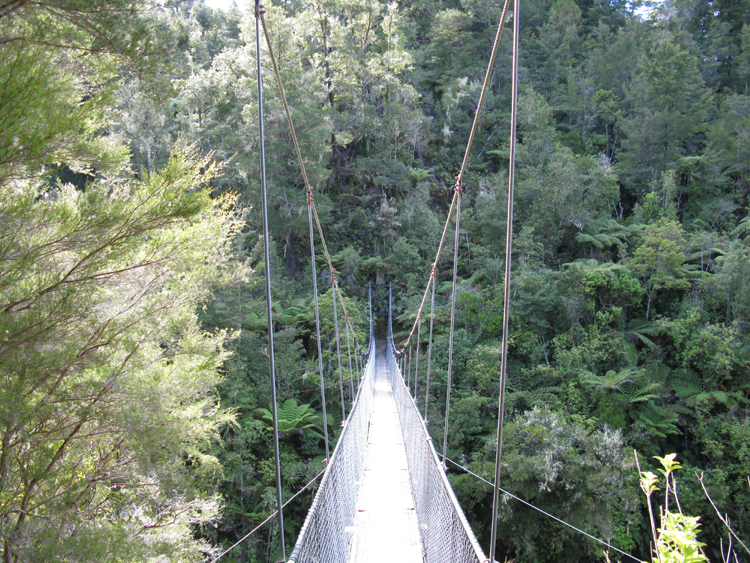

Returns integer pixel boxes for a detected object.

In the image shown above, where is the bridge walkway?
[348,347,423,562]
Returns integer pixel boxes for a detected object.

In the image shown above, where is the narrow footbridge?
[288,336,487,563]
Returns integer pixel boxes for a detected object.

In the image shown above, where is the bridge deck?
[348,351,423,562]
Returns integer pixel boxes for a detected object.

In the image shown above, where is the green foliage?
[472,408,640,563]
[256,399,323,439]
[0,148,241,562]
[638,454,708,563]
[49,0,750,560]
[620,36,713,195]
[630,219,691,320]
[0,0,181,181]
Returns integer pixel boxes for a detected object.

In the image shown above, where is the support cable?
[424,272,436,420]
[394,191,457,355]
[355,339,362,386]
[332,271,346,420]
[407,342,412,390]
[444,458,639,563]
[260,8,331,457]
[209,469,326,563]
[254,1,285,558]
[366,283,373,387]
[259,11,310,192]
[489,0,519,559]
[259,9,355,445]
[259,8,360,351]
[345,312,354,399]
[414,312,421,401]
[310,203,357,336]
[394,0,511,355]
[455,0,512,192]
[441,182,462,468]
[308,194,330,460]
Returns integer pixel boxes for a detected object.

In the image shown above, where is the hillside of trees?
[1,0,749,562]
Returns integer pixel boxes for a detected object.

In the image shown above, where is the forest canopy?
[1,0,750,561]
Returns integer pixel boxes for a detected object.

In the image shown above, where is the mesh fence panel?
[287,337,376,563]
[386,339,488,563]
[288,336,487,563]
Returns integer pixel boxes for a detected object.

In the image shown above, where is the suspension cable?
[345,312,355,398]
[259,10,310,193]
[332,271,346,420]
[209,469,326,563]
[395,0,512,355]
[407,341,412,390]
[254,1,285,558]
[490,0,519,559]
[444,458,640,563]
[456,0,512,191]
[259,7,361,347]
[394,191,457,354]
[259,9,361,431]
[308,192,330,459]
[414,313,421,400]
[424,273,436,420]
[442,183,462,468]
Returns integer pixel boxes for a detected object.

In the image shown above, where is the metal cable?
[489,0,518,559]
[259,9,361,359]
[345,313,354,399]
[287,336,377,563]
[456,0,512,191]
[259,10,310,194]
[310,201,359,346]
[254,2,285,558]
[444,458,640,563]
[425,273,436,421]
[395,0,511,354]
[442,187,462,468]
[395,191,457,354]
[414,316,421,401]
[407,341,413,390]
[308,200,330,459]
[332,273,346,420]
[208,469,326,563]
[386,335,487,563]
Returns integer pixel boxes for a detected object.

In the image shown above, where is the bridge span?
[288,338,487,563]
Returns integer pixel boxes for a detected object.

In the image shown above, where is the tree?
[0,4,252,559]
[707,238,750,326]
[619,35,712,196]
[256,399,323,439]
[0,148,241,562]
[630,219,691,320]
[0,0,176,183]
[463,408,640,563]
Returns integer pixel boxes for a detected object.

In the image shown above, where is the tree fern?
[631,403,680,438]
[732,215,750,241]
[621,381,661,403]
[506,368,561,410]
[256,399,323,438]
[625,319,658,348]
[579,368,642,391]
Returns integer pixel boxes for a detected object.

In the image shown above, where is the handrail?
[287,335,376,563]
[386,338,488,563]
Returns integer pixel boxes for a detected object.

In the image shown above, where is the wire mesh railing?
[386,338,488,563]
[287,335,376,563]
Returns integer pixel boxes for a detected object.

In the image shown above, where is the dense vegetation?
[2,0,749,562]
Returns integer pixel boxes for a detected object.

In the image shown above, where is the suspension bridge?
[288,298,488,563]
[209,0,642,561]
